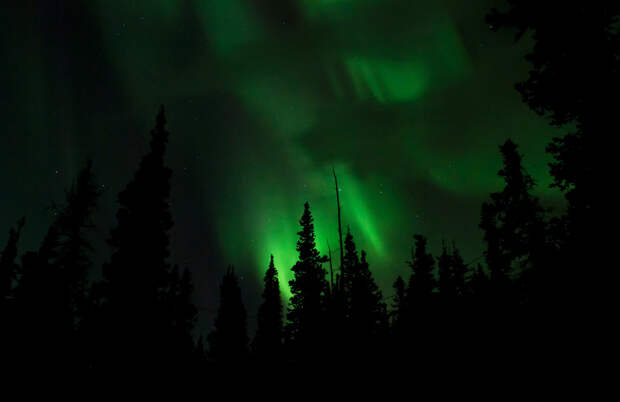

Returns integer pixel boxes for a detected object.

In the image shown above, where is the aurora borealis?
[0,0,565,331]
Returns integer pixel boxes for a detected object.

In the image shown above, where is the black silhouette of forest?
[0,2,613,373]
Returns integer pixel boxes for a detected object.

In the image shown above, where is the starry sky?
[0,0,565,330]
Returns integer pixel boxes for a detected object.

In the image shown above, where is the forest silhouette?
[0,1,612,372]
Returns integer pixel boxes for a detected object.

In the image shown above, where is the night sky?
[0,0,565,331]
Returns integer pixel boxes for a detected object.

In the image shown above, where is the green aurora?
[0,0,565,324]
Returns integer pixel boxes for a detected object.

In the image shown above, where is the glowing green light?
[345,57,428,103]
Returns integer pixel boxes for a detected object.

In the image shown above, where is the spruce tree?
[0,218,25,367]
[252,254,283,360]
[438,241,468,299]
[163,264,198,364]
[286,202,328,360]
[208,266,248,362]
[340,229,387,351]
[389,275,407,359]
[0,217,25,304]
[37,159,102,369]
[349,249,387,354]
[437,241,453,298]
[479,139,546,302]
[436,241,469,355]
[13,224,64,370]
[487,1,616,322]
[10,159,101,369]
[341,227,359,300]
[99,106,188,370]
[465,262,492,353]
[468,264,490,301]
[324,227,358,356]
[480,139,548,354]
[451,245,468,297]
[329,227,359,352]
[391,275,406,331]
[407,234,436,300]
[487,2,617,215]
[55,160,101,333]
[404,233,437,354]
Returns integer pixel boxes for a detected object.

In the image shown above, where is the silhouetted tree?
[407,234,436,300]
[286,202,329,360]
[0,218,25,367]
[480,139,546,303]
[328,227,359,352]
[13,223,65,370]
[11,159,100,370]
[0,217,25,304]
[468,263,490,299]
[349,249,388,357]
[208,266,248,363]
[466,263,492,334]
[479,139,549,356]
[388,274,408,360]
[252,255,283,361]
[450,246,467,296]
[438,241,468,299]
[391,275,406,331]
[404,233,437,354]
[437,241,453,297]
[436,240,469,356]
[163,264,199,365]
[487,2,617,207]
[331,228,388,360]
[98,106,195,371]
[487,1,618,315]
[487,3,620,127]
[55,159,100,333]
[341,227,359,297]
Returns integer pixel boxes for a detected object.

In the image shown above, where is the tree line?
[0,1,613,371]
